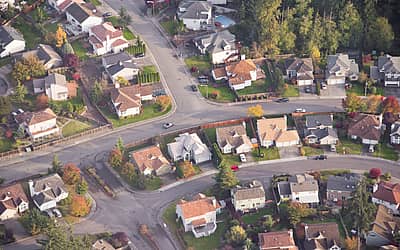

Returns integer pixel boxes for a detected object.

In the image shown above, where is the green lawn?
[336,139,363,155]
[142,65,157,74]
[12,17,41,49]
[71,40,88,59]
[242,207,274,225]
[123,28,135,40]
[184,56,211,74]
[199,85,236,102]
[302,146,324,156]
[236,79,267,95]
[282,85,299,97]
[144,176,163,190]
[346,82,384,96]
[160,20,176,36]
[252,147,280,161]
[89,0,102,6]
[373,143,399,161]
[101,104,171,128]
[62,120,92,137]
[105,16,119,26]
[44,22,58,33]
[220,154,241,168]
[0,138,14,153]
[204,128,216,143]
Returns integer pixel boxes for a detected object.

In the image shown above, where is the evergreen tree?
[256,0,282,55]
[0,96,11,116]
[115,137,124,153]
[13,82,27,103]
[278,8,296,53]
[214,165,239,196]
[338,2,363,49]
[50,154,63,175]
[368,17,394,52]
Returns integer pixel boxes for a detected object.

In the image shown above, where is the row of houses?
[0,173,68,220]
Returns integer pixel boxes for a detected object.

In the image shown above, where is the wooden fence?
[200,118,249,129]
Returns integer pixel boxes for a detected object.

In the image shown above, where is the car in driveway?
[44,209,54,218]
[102,12,112,18]
[239,154,247,162]
[53,208,62,218]
[163,123,174,129]
[230,165,239,171]
[295,108,306,113]
[135,52,145,58]
[315,155,327,160]
[275,98,289,103]
[190,84,198,92]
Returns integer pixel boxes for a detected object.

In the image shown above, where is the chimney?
[115,82,120,89]
[372,183,379,193]
[240,54,245,61]
[28,180,34,196]
[212,198,216,207]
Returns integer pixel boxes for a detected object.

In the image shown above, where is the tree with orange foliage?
[382,96,400,114]
[344,236,358,250]
[155,95,171,112]
[176,161,196,178]
[55,25,67,48]
[36,94,49,110]
[70,195,90,217]
[62,163,81,185]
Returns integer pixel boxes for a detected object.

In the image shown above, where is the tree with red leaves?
[369,168,382,179]
[64,54,79,69]
[72,72,80,81]
[71,195,90,217]
[5,129,13,139]
[62,163,81,185]
[382,96,400,114]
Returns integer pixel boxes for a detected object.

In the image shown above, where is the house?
[89,22,129,56]
[390,121,400,144]
[92,239,115,250]
[28,174,69,211]
[366,205,400,247]
[110,85,153,118]
[47,0,84,12]
[0,183,28,221]
[65,3,103,34]
[0,25,25,58]
[372,181,400,214]
[0,0,14,11]
[302,222,342,250]
[193,30,238,65]
[15,108,60,140]
[177,1,213,31]
[19,44,62,70]
[216,124,252,154]
[258,230,298,250]
[207,0,226,4]
[277,173,319,205]
[105,61,139,86]
[283,58,314,86]
[167,132,211,164]
[304,114,338,145]
[257,116,300,148]
[347,113,383,146]
[102,52,132,69]
[326,174,360,203]
[230,180,266,212]
[32,73,78,101]
[176,193,221,238]
[376,54,400,87]
[326,53,359,84]
[131,145,172,176]
[226,59,258,90]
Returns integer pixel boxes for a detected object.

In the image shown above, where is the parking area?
[3,219,29,241]
[278,146,300,159]
[299,84,316,97]
[320,84,346,97]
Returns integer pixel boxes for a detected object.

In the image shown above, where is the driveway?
[320,84,346,97]
[384,87,400,98]
[278,146,300,159]
[3,220,29,241]
[299,84,316,97]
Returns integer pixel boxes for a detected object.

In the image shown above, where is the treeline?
[231,0,398,58]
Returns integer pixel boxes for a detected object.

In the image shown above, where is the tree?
[119,7,132,27]
[368,17,394,52]
[71,195,90,217]
[108,148,122,168]
[38,226,91,250]
[61,41,74,55]
[176,161,196,178]
[337,2,363,49]
[36,94,49,110]
[366,95,382,113]
[310,45,320,64]
[76,178,88,195]
[34,7,46,23]
[50,154,63,175]
[13,82,27,103]
[256,0,282,55]
[115,137,124,153]
[63,54,79,68]
[247,104,264,117]
[277,9,296,53]
[115,76,129,86]
[20,209,53,235]
[214,164,239,195]
[90,81,104,104]
[263,215,274,230]
[321,17,339,54]
[12,56,46,82]
[344,236,358,250]
[358,71,368,83]
[369,168,382,179]
[156,95,171,112]
[382,172,391,181]
[121,162,137,181]
[286,201,316,226]
[66,102,74,113]
[0,96,11,116]
[225,225,247,246]
[55,25,67,48]
[382,96,400,114]
[62,163,81,185]
[344,93,366,112]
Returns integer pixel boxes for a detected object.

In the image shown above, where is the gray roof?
[179,1,212,19]
[0,25,24,46]
[232,180,265,201]
[327,174,360,192]
[107,61,138,76]
[285,58,313,73]
[289,173,318,192]
[305,114,333,128]
[378,54,400,74]
[305,127,338,140]
[31,173,66,194]
[45,73,67,87]
[391,121,400,136]
[370,66,379,81]
[66,3,91,23]
[194,30,236,54]
[216,124,251,149]
[102,52,131,68]
[326,53,359,75]
[277,181,291,196]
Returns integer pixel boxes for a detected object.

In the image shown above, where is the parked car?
[320,82,327,90]
[102,12,112,18]
[239,154,247,162]
[230,165,239,172]
[295,108,306,113]
[276,98,289,103]
[44,209,54,218]
[152,89,166,97]
[315,155,327,160]
[17,109,24,114]
[198,78,209,84]
[368,144,375,153]
[330,144,336,152]
[305,86,312,93]
[135,52,145,58]
[52,208,62,218]
[163,123,174,129]
[191,84,198,92]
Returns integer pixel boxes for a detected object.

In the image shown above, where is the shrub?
[70,195,90,217]
[108,149,122,168]
[210,90,220,99]
[76,178,88,195]
[369,168,382,179]
[176,161,196,178]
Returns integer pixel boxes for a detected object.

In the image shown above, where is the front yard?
[184,56,211,75]
[252,147,280,161]
[345,81,384,96]
[236,79,267,95]
[301,146,324,156]
[373,143,399,161]
[282,84,299,97]
[61,120,93,137]
[199,85,236,102]
[336,138,363,155]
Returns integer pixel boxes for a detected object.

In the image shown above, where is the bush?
[108,149,122,168]
[369,168,382,179]
[19,209,53,235]
[76,178,88,195]
[176,161,196,178]
[62,163,81,185]
[210,90,220,99]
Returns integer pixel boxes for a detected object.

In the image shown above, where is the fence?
[200,118,249,129]
[235,92,268,102]
[0,149,21,161]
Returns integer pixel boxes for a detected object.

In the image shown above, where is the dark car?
[102,12,112,18]
[305,86,312,93]
[135,53,145,58]
[163,123,174,129]
[276,98,289,103]
[315,155,328,160]
[191,84,198,92]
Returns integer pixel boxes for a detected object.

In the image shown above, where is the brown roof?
[0,183,28,214]
[216,124,252,149]
[226,59,256,85]
[15,108,56,126]
[348,113,381,141]
[112,39,128,47]
[303,222,341,249]
[131,146,170,173]
[191,218,207,227]
[257,117,299,143]
[90,22,123,42]
[258,230,298,250]
[212,67,227,79]
[373,181,400,204]
[110,86,142,112]
[177,193,220,219]
[371,205,400,242]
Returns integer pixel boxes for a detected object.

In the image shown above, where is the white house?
[256,116,300,148]
[216,123,252,154]
[177,1,213,31]
[105,61,139,86]
[47,0,84,12]
[193,30,238,65]
[110,85,153,118]
[28,174,68,211]
[0,183,29,221]
[226,59,258,90]
[19,44,63,70]
[0,25,25,58]
[372,181,400,215]
[230,180,266,212]
[377,54,400,87]
[278,174,319,205]
[32,73,70,101]
[283,58,314,86]
[0,0,14,11]
[89,22,129,56]
[65,3,103,34]
[167,132,212,164]
[15,108,60,141]
[326,53,359,84]
[390,121,400,144]
[176,193,221,238]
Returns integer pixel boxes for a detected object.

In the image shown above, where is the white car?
[239,154,247,162]
[295,108,306,113]
[52,208,62,218]
[162,123,174,129]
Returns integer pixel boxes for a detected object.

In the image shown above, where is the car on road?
[135,53,145,58]
[275,98,289,103]
[230,165,239,171]
[190,84,198,92]
[102,12,112,18]
[163,123,174,129]
[52,208,62,218]
[315,154,327,160]
[239,154,247,162]
[295,108,306,113]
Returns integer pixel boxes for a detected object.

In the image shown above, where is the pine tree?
[51,154,63,174]
[215,164,239,196]
[115,137,124,153]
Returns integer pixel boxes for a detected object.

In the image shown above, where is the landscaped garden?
[236,79,267,95]
[61,120,93,137]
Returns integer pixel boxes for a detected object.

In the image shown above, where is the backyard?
[242,207,274,225]
[61,120,93,137]
[345,82,384,96]
[251,147,280,161]
[199,85,236,102]
[71,40,89,60]
[12,17,41,49]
